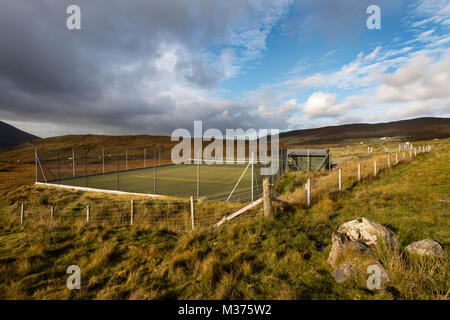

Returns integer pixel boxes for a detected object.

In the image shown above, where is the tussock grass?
[0,138,448,299]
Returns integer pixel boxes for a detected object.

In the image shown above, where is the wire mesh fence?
[288,146,430,208]
[34,146,289,202]
[13,145,432,234]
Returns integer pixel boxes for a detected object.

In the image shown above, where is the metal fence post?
[190,196,195,230]
[57,150,60,185]
[116,152,119,191]
[84,152,87,187]
[72,148,76,178]
[102,146,105,174]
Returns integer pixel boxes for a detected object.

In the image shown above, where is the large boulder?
[336,217,398,248]
[405,239,446,258]
[327,217,398,267]
[328,218,396,284]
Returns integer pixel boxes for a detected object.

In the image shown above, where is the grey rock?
[331,263,355,283]
[405,239,446,258]
[337,217,398,248]
[327,232,370,267]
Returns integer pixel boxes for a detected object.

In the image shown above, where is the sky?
[0,0,449,138]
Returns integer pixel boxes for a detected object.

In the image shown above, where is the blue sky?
[0,0,449,137]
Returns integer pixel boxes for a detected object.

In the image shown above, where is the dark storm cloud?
[0,0,293,136]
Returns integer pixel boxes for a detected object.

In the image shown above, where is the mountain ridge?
[0,120,39,150]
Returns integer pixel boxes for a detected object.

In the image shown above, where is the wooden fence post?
[395,153,398,165]
[263,178,271,217]
[338,168,342,191]
[387,155,390,168]
[51,206,54,221]
[374,160,377,177]
[305,177,311,208]
[357,162,361,182]
[409,150,412,159]
[20,203,24,225]
[130,200,134,226]
[86,205,90,223]
[190,196,195,230]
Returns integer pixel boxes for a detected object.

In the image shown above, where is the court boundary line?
[35,182,166,198]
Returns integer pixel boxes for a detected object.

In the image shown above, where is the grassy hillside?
[0,138,448,299]
[280,117,450,145]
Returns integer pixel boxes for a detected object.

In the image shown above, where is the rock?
[337,217,398,248]
[439,197,450,203]
[327,232,370,267]
[331,263,355,283]
[405,239,446,258]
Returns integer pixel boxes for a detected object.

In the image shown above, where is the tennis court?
[56,163,267,201]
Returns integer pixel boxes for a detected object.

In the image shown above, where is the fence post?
[130,200,134,226]
[72,148,76,178]
[305,177,311,208]
[196,152,200,200]
[395,153,398,165]
[374,160,377,177]
[190,196,195,230]
[251,152,254,203]
[338,168,342,191]
[144,147,146,168]
[86,205,90,223]
[409,150,412,159]
[357,162,361,182]
[263,178,271,217]
[387,155,390,168]
[51,206,54,221]
[154,149,157,194]
[102,146,105,174]
[20,203,24,225]
[35,149,38,183]
[116,152,119,191]
[84,152,87,187]
[57,150,60,185]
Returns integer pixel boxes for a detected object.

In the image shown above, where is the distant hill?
[0,121,39,150]
[280,117,450,145]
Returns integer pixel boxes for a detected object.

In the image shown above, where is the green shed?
[287,148,331,171]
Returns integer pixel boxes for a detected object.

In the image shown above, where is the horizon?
[0,1,449,138]
[3,116,449,140]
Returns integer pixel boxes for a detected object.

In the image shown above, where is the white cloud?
[376,49,450,102]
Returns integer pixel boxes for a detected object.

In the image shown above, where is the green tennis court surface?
[56,163,266,200]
